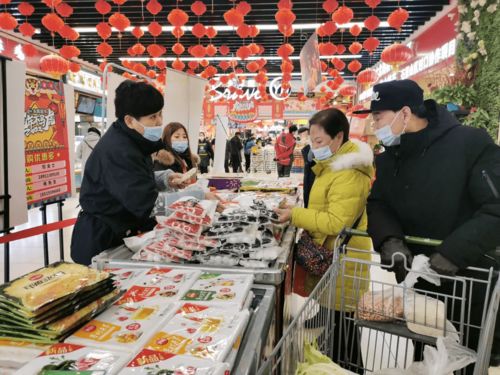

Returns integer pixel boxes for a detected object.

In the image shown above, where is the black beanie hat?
[115,80,164,121]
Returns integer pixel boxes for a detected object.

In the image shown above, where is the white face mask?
[374,110,407,146]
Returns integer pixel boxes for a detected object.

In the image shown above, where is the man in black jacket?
[229,132,243,173]
[356,79,500,368]
[71,81,183,265]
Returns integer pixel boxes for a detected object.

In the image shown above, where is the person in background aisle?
[274,108,374,373]
[274,125,297,177]
[357,79,500,369]
[153,122,200,175]
[76,126,101,178]
[197,131,213,174]
[244,135,256,172]
[71,81,192,265]
[297,127,315,208]
[229,131,243,173]
[224,138,231,173]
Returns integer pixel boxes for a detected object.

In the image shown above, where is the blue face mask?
[172,140,189,153]
[374,110,406,147]
[311,144,333,161]
[135,119,162,142]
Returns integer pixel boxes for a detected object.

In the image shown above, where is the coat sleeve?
[101,149,159,221]
[438,139,500,268]
[291,170,369,236]
[367,159,405,250]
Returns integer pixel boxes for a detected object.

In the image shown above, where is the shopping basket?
[257,229,500,375]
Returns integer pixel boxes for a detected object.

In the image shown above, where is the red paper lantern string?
[40,54,69,77]
[18,2,34,17]
[95,0,112,15]
[322,0,339,13]
[387,7,409,32]
[191,1,206,17]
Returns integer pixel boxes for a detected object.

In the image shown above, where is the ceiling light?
[117,55,362,62]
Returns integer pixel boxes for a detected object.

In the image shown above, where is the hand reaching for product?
[168,173,189,189]
[273,208,292,223]
[380,237,413,283]
[205,191,225,212]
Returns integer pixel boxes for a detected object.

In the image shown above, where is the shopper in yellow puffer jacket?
[275,108,373,373]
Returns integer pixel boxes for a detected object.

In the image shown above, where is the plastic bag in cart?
[357,255,441,322]
[373,336,476,375]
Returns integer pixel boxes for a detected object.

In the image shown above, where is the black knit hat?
[115,80,164,120]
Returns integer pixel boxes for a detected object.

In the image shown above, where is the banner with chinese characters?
[24,76,71,207]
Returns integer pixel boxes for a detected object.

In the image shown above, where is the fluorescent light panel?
[117,55,362,62]
[74,22,390,34]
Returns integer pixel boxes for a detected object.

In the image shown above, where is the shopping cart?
[257,229,500,375]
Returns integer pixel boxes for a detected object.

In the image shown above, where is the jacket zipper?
[482,170,499,199]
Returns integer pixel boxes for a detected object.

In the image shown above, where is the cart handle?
[342,228,443,247]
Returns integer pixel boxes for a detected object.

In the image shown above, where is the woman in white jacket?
[76,127,101,176]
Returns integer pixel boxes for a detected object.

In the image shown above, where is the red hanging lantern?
[39,54,69,77]
[97,42,113,58]
[188,60,198,70]
[364,15,380,32]
[131,26,144,39]
[219,45,230,56]
[60,45,80,59]
[321,61,328,72]
[322,0,339,13]
[236,45,251,60]
[157,73,166,84]
[19,22,36,37]
[42,0,63,8]
[387,7,409,32]
[278,24,294,37]
[109,12,130,33]
[200,59,209,68]
[348,42,362,55]
[148,21,162,37]
[381,43,413,71]
[172,58,185,71]
[348,60,362,74]
[112,0,127,5]
[236,1,252,16]
[236,24,250,39]
[133,63,147,75]
[332,5,353,25]
[191,1,206,16]
[96,22,112,39]
[339,85,357,98]
[22,44,37,57]
[132,42,145,55]
[172,42,185,55]
[168,8,189,27]
[281,60,294,74]
[146,0,162,16]
[356,68,378,88]
[95,0,112,15]
[206,44,217,56]
[18,2,35,17]
[275,9,296,25]
[56,3,73,18]
[127,46,136,56]
[147,44,165,58]
[319,42,336,55]
[192,23,206,38]
[191,44,206,58]
[206,26,217,39]
[249,25,260,38]
[249,42,260,55]
[218,61,230,71]
[277,43,294,58]
[365,0,381,8]
[171,26,184,38]
[363,36,380,54]
[41,13,64,33]
[58,24,79,41]
[224,8,244,27]
[147,70,156,79]
[336,44,346,54]
[69,62,80,73]
[349,24,362,37]
[156,60,166,70]
[323,21,337,36]
[331,57,345,71]
[278,0,293,10]
[334,76,344,86]
[316,25,326,38]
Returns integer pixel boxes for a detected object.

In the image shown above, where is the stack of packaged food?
[0,262,121,345]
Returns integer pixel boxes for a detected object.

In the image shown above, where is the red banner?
[24,76,71,207]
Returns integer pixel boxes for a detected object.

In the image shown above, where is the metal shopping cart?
[257,229,500,375]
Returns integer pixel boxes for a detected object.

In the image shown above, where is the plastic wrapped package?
[14,343,130,375]
[0,340,48,371]
[156,216,204,238]
[67,302,174,353]
[131,248,182,263]
[114,268,200,306]
[162,235,208,252]
[168,197,217,219]
[197,255,240,267]
[181,273,253,310]
[123,231,156,252]
[247,246,283,261]
[121,351,229,374]
[239,259,271,269]
[169,210,214,226]
[133,239,193,262]
[144,303,249,362]
[156,229,220,249]
[103,268,149,289]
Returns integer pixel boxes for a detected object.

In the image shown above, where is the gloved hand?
[380,237,413,283]
[429,253,459,276]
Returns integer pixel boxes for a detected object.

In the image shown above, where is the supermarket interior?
[0,0,499,374]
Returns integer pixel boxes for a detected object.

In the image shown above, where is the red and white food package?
[140,239,193,261]
[156,217,203,238]
[123,230,156,252]
[162,236,207,252]
[169,210,213,226]
[168,197,217,219]
[103,268,149,289]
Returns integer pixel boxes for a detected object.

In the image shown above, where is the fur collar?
[330,139,374,172]
[155,149,200,167]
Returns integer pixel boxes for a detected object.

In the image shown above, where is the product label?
[41,343,85,356]
[182,290,216,302]
[73,321,121,342]
[127,348,176,367]
[146,332,191,355]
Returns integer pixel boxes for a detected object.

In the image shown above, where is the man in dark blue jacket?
[357,80,500,369]
[71,81,177,265]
